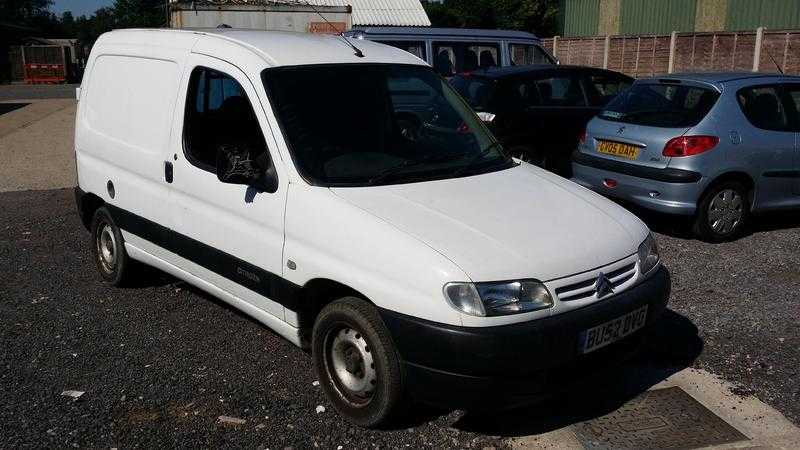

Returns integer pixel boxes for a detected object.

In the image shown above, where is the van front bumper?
[379,266,670,409]
[572,152,704,215]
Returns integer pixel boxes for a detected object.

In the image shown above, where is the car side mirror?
[216,145,278,193]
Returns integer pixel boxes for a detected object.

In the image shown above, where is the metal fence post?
[753,26,764,72]
[553,35,559,58]
[668,31,678,73]
[603,35,610,69]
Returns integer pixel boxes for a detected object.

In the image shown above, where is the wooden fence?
[542,28,800,77]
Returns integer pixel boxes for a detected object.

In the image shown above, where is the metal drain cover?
[573,387,748,450]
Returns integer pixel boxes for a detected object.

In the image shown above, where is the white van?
[74,29,669,427]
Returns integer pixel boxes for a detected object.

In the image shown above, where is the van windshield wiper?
[451,141,506,178]
[366,154,451,185]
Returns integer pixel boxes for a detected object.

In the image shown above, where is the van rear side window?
[183,67,269,173]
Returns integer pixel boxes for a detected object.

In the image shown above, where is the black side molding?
[572,152,702,183]
[102,203,301,310]
[763,170,800,178]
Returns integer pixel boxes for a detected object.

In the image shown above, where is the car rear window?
[450,76,495,111]
[599,83,719,128]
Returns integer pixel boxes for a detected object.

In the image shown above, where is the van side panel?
[76,52,182,239]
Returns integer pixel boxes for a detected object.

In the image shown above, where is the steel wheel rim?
[97,223,117,272]
[324,325,377,407]
[708,189,743,235]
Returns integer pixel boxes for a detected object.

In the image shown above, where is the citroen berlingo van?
[74,28,670,427]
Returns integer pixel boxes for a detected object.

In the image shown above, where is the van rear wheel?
[90,207,134,286]
[312,297,405,427]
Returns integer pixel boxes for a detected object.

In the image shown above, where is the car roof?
[638,71,800,87]
[455,64,630,80]
[347,26,540,41]
[98,28,427,68]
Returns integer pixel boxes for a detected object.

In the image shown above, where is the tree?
[422,0,560,37]
[112,0,167,28]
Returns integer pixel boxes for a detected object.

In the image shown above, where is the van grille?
[555,262,637,302]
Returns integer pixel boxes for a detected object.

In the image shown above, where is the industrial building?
[559,0,800,36]
[169,0,431,33]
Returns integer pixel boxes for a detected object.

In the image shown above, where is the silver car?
[572,73,800,241]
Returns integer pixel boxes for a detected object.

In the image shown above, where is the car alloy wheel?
[707,188,743,235]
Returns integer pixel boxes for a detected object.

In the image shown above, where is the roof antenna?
[296,0,364,57]
[763,45,784,74]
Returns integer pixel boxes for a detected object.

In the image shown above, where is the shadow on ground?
[0,102,30,116]
[612,200,800,242]
[448,309,703,437]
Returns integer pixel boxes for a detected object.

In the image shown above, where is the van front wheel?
[312,297,405,427]
[90,207,134,286]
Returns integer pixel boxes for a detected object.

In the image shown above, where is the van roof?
[347,26,541,42]
[100,28,428,68]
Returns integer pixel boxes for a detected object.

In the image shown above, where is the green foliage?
[2,0,167,50]
[422,0,560,36]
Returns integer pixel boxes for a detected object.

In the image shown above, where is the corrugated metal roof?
[173,0,430,27]
[295,0,431,26]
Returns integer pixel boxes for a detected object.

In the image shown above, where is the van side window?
[736,85,790,132]
[183,67,269,173]
[433,42,500,77]
[510,44,553,65]
[376,41,426,60]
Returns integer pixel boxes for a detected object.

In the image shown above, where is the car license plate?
[597,140,640,160]
[580,305,648,354]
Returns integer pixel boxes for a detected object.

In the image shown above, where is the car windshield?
[599,82,719,128]
[262,64,512,187]
[450,75,495,111]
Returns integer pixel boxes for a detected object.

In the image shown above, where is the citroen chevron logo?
[595,272,614,298]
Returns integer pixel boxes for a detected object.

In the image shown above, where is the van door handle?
[164,161,173,183]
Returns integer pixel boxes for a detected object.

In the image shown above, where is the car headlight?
[638,233,660,274]
[444,280,553,317]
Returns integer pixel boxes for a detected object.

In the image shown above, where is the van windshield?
[599,83,719,128]
[262,64,513,187]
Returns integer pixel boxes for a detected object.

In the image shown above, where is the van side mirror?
[216,145,278,193]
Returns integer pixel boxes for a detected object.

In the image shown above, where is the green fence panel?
[620,0,696,35]
[727,0,800,31]
[562,0,600,36]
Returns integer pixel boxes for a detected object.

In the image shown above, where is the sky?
[51,0,113,18]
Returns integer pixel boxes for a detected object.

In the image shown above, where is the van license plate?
[597,140,640,160]
[580,305,648,354]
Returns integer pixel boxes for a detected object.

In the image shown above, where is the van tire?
[312,297,405,428]
[693,181,750,242]
[90,207,134,286]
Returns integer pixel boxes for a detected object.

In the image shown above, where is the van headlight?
[444,280,553,317]
[638,233,660,274]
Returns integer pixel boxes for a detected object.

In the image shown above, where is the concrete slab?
[511,368,800,450]
[0,99,77,192]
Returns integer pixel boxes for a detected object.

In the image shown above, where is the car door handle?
[164,161,173,183]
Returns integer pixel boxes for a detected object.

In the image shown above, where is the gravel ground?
[1,188,798,448]
[652,213,800,424]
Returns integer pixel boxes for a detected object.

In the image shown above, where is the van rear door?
[167,52,289,322]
